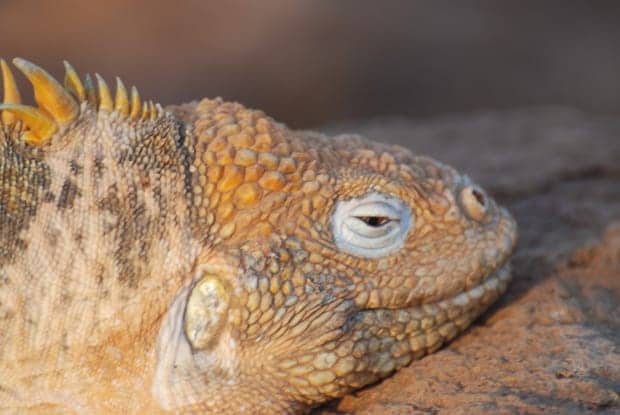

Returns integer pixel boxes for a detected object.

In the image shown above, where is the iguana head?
[162,99,517,411]
[0,59,517,414]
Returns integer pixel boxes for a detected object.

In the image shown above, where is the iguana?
[0,58,517,414]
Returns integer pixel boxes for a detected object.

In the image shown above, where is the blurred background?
[1,0,619,128]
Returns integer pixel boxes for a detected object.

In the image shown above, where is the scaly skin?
[0,60,517,414]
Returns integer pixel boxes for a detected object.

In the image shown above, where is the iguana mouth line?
[351,263,512,342]
[360,260,512,313]
[431,262,512,313]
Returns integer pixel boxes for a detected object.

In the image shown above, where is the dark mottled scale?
[0,130,51,265]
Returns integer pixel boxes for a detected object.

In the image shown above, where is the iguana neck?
[0,110,200,359]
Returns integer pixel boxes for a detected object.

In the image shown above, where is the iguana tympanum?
[0,58,517,414]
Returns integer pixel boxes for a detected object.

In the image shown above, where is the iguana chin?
[0,58,517,414]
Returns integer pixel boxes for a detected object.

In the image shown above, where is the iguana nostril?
[460,186,487,221]
[472,188,485,206]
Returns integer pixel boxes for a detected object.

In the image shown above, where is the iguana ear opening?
[153,267,238,409]
[184,273,230,350]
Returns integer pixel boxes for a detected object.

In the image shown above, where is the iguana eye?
[355,216,391,227]
[332,193,412,258]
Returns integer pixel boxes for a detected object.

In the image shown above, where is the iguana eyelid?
[332,192,412,258]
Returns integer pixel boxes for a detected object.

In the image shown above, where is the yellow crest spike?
[129,86,141,119]
[148,101,157,120]
[63,61,85,101]
[141,101,149,119]
[0,103,58,145]
[155,103,164,117]
[114,77,129,116]
[1,59,22,104]
[1,59,22,125]
[83,74,97,107]
[95,73,113,111]
[12,58,78,126]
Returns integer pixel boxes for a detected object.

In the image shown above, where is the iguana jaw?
[355,260,512,338]
[327,262,512,391]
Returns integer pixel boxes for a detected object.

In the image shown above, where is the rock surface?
[314,108,620,414]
